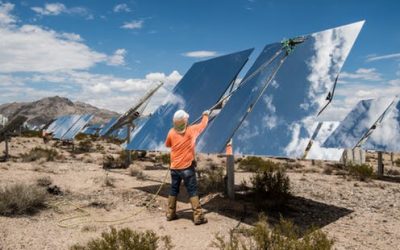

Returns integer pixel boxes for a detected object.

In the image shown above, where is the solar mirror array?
[126,48,254,151]
[45,114,94,141]
[8,21,393,164]
[127,21,366,161]
[321,97,400,154]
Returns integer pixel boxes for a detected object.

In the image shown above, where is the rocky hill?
[0,96,119,127]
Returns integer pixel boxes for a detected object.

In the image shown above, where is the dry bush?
[21,147,59,162]
[95,144,105,151]
[347,164,375,181]
[129,166,147,180]
[323,166,333,175]
[21,130,41,138]
[70,227,173,250]
[103,174,116,188]
[36,176,53,187]
[102,155,125,169]
[238,156,280,172]
[0,183,47,216]
[156,153,170,165]
[197,164,225,195]
[250,167,291,207]
[394,158,400,167]
[387,168,400,176]
[212,215,334,250]
[76,140,93,153]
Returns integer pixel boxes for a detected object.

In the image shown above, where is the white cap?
[173,109,189,121]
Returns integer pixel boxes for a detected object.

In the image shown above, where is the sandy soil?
[0,137,400,250]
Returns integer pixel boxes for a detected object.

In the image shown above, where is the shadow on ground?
[134,183,352,235]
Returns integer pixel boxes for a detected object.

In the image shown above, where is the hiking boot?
[166,196,178,221]
[190,196,208,225]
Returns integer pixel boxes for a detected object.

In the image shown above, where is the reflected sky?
[198,21,364,158]
[46,115,68,133]
[82,124,101,136]
[306,121,344,161]
[126,49,253,151]
[61,114,93,140]
[99,117,118,137]
[323,97,394,149]
[52,115,82,139]
[362,98,400,152]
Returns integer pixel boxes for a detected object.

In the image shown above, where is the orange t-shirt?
[165,115,208,169]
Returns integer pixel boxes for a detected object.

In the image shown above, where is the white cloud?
[107,49,127,66]
[0,4,126,73]
[121,20,143,29]
[182,50,218,58]
[366,53,400,62]
[340,68,382,82]
[0,3,182,114]
[113,4,131,13]
[31,3,93,19]
[0,2,15,25]
[31,3,66,16]
[0,24,107,72]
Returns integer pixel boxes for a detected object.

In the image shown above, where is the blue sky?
[0,0,399,119]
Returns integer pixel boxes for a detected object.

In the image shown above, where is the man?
[165,109,210,225]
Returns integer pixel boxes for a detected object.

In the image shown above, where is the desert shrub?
[129,166,147,180]
[36,176,53,187]
[76,140,93,153]
[75,133,93,141]
[21,147,59,162]
[198,165,225,195]
[156,154,170,165]
[21,130,41,138]
[394,158,400,167]
[238,156,280,172]
[70,227,173,250]
[387,168,400,176]
[250,168,290,197]
[96,144,105,151]
[212,215,334,250]
[102,155,126,169]
[246,166,291,208]
[0,183,47,216]
[346,164,375,181]
[103,174,116,187]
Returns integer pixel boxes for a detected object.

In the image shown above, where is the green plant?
[0,183,47,216]
[212,215,334,250]
[70,227,173,250]
[20,147,59,162]
[347,164,375,181]
[238,157,280,172]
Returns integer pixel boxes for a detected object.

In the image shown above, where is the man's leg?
[182,165,207,225]
[167,170,181,221]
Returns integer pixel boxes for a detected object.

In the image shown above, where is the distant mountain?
[0,96,120,127]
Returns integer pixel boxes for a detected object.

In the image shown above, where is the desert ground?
[1,136,400,250]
